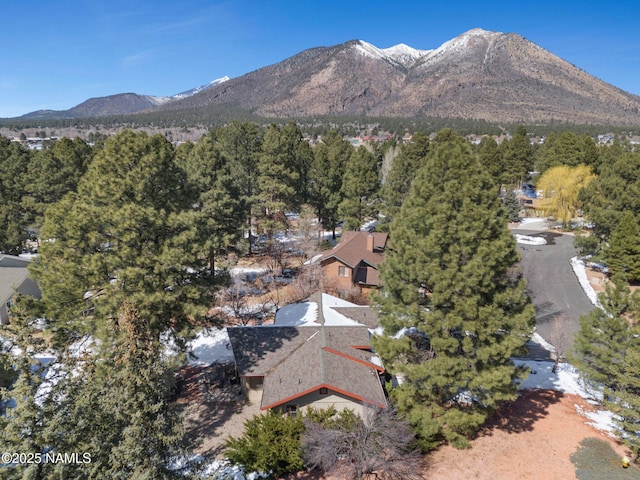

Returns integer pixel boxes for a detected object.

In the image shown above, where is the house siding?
[241,376,264,405]
[273,389,369,417]
[321,257,353,291]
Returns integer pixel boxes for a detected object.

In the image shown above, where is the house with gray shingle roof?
[0,255,41,324]
[227,294,386,416]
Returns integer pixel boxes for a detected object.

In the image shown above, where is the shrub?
[225,411,304,479]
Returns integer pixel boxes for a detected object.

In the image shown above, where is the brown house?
[316,231,388,298]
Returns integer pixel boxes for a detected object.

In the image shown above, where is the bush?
[225,411,304,479]
[574,233,601,258]
[571,437,639,480]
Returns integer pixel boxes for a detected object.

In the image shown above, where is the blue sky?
[1,0,639,118]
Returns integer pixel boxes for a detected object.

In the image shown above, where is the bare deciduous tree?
[302,407,423,480]
[550,314,571,373]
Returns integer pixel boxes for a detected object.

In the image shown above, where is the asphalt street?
[512,229,595,352]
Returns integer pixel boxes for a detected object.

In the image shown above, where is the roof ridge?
[319,294,327,383]
[321,345,384,372]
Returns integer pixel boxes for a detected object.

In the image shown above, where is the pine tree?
[0,136,31,254]
[254,124,299,237]
[502,189,521,223]
[215,121,263,247]
[605,211,640,282]
[42,303,189,479]
[500,125,532,187]
[379,133,429,222]
[373,129,534,449]
[182,131,244,274]
[31,130,214,347]
[309,130,352,239]
[477,136,503,191]
[0,295,50,480]
[22,137,92,233]
[579,149,640,240]
[570,275,640,457]
[616,326,640,458]
[570,275,638,395]
[338,147,379,230]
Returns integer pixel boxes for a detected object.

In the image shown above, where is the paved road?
[513,229,595,352]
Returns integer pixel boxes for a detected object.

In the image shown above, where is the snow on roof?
[274,301,319,326]
[274,293,370,327]
[321,293,366,326]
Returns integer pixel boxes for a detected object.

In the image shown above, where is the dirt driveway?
[282,389,636,480]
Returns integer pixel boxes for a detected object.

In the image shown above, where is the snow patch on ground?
[187,328,234,366]
[515,359,615,435]
[570,256,601,307]
[515,233,547,245]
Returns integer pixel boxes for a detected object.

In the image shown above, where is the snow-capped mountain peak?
[381,43,433,64]
[429,28,501,57]
[355,40,431,67]
[171,76,230,100]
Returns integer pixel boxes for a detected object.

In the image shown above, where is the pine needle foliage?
[373,129,534,449]
[225,410,305,479]
[570,276,640,457]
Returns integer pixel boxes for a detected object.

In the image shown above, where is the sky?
[2,0,640,118]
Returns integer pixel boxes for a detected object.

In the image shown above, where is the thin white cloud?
[121,50,156,68]
[146,15,207,33]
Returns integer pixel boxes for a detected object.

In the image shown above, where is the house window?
[285,405,298,417]
[338,266,349,277]
[319,387,328,395]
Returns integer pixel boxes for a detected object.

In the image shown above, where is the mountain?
[15,30,640,126]
[18,76,230,120]
[158,28,640,126]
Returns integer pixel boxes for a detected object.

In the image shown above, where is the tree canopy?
[373,129,534,448]
[537,164,595,225]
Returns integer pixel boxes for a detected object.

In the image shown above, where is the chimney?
[366,233,374,252]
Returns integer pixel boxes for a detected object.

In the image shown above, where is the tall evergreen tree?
[477,136,503,191]
[31,130,214,347]
[216,121,263,246]
[570,275,640,457]
[0,295,50,480]
[338,147,379,230]
[534,131,599,174]
[0,136,31,254]
[500,125,532,187]
[182,131,244,273]
[373,129,534,448]
[605,211,640,282]
[41,303,189,480]
[22,137,92,233]
[579,149,640,240]
[308,130,351,239]
[570,274,637,393]
[379,133,429,222]
[254,124,300,237]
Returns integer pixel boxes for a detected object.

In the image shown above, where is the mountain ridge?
[12,29,640,126]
